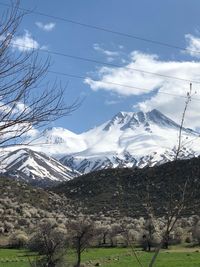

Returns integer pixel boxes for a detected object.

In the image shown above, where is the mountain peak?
[146,109,181,128]
[103,111,132,131]
[112,111,132,120]
[148,108,161,115]
[1,108,200,179]
[103,109,181,131]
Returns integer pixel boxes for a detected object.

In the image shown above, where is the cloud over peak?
[85,50,200,129]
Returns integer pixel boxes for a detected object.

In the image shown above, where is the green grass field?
[0,247,200,267]
[0,249,31,267]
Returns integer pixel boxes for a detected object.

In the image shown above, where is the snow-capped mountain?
[30,127,87,157]
[59,109,200,173]
[1,148,79,186]
[1,109,200,178]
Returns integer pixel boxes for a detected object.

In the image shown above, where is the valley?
[1,1,200,265]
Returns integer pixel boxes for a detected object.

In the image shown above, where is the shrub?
[9,230,28,248]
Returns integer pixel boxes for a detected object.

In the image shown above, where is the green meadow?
[1,246,200,267]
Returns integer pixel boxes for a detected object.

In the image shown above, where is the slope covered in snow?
[30,127,87,157]
[1,148,79,186]
[1,109,200,178]
[59,109,200,173]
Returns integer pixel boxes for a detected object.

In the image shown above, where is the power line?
[1,3,200,86]
[2,38,200,101]
[1,5,200,101]
[10,42,200,86]
[1,42,200,101]
[4,41,200,101]
[48,70,200,102]
[48,55,200,85]
[0,1,200,56]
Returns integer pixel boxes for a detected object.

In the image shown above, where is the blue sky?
[2,0,200,133]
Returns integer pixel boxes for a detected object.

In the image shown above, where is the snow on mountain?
[59,109,200,173]
[1,148,79,186]
[1,109,200,179]
[30,127,87,157]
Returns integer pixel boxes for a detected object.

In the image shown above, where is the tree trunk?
[103,233,106,244]
[147,241,151,252]
[47,261,56,267]
[75,239,81,267]
[148,242,163,267]
[76,252,81,267]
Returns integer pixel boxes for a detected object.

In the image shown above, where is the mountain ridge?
[1,109,200,182]
[1,148,79,187]
[59,109,200,173]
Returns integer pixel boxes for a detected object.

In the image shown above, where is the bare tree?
[132,84,200,267]
[121,224,144,267]
[96,224,110,246]
[28,219,68,267]
[68,218,95,267]
[175,83,193,160]
[147,84,196,267]
[0,1,79,146]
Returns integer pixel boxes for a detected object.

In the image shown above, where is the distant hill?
[53,157,200,218]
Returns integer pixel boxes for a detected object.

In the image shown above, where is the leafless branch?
[0,0,80,146]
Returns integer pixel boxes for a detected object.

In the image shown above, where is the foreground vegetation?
[1,173,200,266]
[0,247,200,267]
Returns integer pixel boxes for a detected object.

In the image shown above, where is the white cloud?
[23,127,40,140]
[93,43,120,62]
[85,50,200,129]
[185,34,200,58]
[0,100,39,144]
[0,100,31,116]
[12,30,39,51]
[105,99,120,105]
[36,22,56,32]
[93,43,119,56]
[40,45,48,50]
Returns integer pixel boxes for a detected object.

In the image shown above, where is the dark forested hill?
[53,157,200,218]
